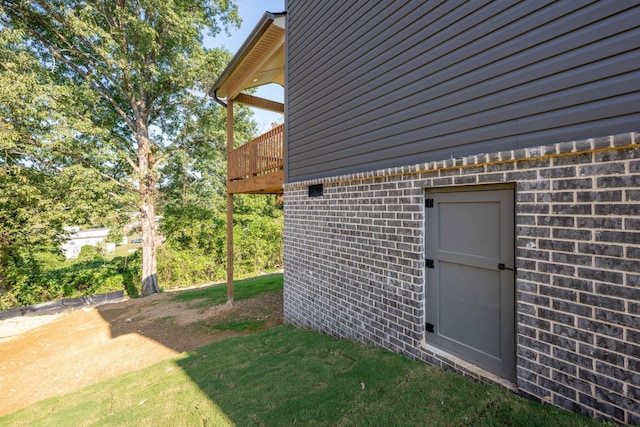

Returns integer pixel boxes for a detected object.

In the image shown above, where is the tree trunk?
[136,113,160,296]
[140,199,159,295]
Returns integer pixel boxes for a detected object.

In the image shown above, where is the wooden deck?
[227,123,284,194]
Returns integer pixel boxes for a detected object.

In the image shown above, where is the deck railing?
[228,123,284,182]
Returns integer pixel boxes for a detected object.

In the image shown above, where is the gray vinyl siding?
[285,0,640,182]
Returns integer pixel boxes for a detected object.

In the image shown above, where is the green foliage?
[0,0,242,295]
[31,251,66,271]
[118,250,141,298]
[235,213,283,276]
[0,0,280,297]
[106,229,124,246]
[231,194,284,275]
[159,215,283,288]
[156,246,225,290]
[55,166,132,230]
[0,254,52,308]
[161,203,226,255]
[76,245,102,263]
[159,194,283,290]
[0,251,141,310]
[0,167,63,293]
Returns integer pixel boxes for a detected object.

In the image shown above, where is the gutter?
[212,90,227,108]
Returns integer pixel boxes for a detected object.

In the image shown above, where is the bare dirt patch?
[0,289,283,416]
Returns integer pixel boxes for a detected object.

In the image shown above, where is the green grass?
[211,317,265,332]
[170,273,283,307]
[0,275,609,426]
[1,325,609,427]
[105,243,140,260]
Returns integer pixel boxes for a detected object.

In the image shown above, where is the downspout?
[212,90,227,108]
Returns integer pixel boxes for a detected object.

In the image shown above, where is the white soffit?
[212,12,286,101]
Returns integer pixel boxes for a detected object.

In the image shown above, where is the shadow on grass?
[170,326,610,426]
[8,325,607,426]
[95,273,283,352]
[4,273,607,426]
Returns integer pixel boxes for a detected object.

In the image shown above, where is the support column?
[226,99,234,303]
[226,192,234,303]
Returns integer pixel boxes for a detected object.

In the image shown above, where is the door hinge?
[425,198,434,208]
[425,259,435,269]
[426,322,435,333]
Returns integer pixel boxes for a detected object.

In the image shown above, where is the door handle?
[498,263,517,273]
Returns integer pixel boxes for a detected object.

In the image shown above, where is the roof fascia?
[209,11,286,102]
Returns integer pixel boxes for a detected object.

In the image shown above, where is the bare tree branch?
[124,154,139,173]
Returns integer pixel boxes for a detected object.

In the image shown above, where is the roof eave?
[209,11,286,101]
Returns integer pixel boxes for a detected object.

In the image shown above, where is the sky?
[207,0,286,133]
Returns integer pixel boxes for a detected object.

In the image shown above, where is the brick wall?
[283,132,640,425]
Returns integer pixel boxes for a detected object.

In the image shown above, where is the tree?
[0,0,240,295]
[158,88,256,247]
[0,23,120,296]
[158,93,259,283]
[0,166,59,294]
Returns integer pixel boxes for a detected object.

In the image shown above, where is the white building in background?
[60,227,115,259]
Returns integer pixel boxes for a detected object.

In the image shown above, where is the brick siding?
[283,132,640,425]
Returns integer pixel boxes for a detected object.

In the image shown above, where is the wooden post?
[226,192,234,303]
[226,99,234,303]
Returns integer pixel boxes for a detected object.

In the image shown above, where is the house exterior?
[214,2,640,424]
[60,227,114,259]
[211,11,286,301]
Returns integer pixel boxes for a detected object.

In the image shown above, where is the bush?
[156,246,225,290]
[3,267,67,309]
[235,216,283,276]
[0,250,141,310]
[76,245,102,263]
[1,192,284,309]
[158,195,284,291]
[114,250,141,298]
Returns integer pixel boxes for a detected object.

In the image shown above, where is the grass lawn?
[1,276,610,426]
[104,243,141,261]
[170,273,285,307]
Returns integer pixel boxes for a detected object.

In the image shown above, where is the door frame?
[424,184,516,381]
